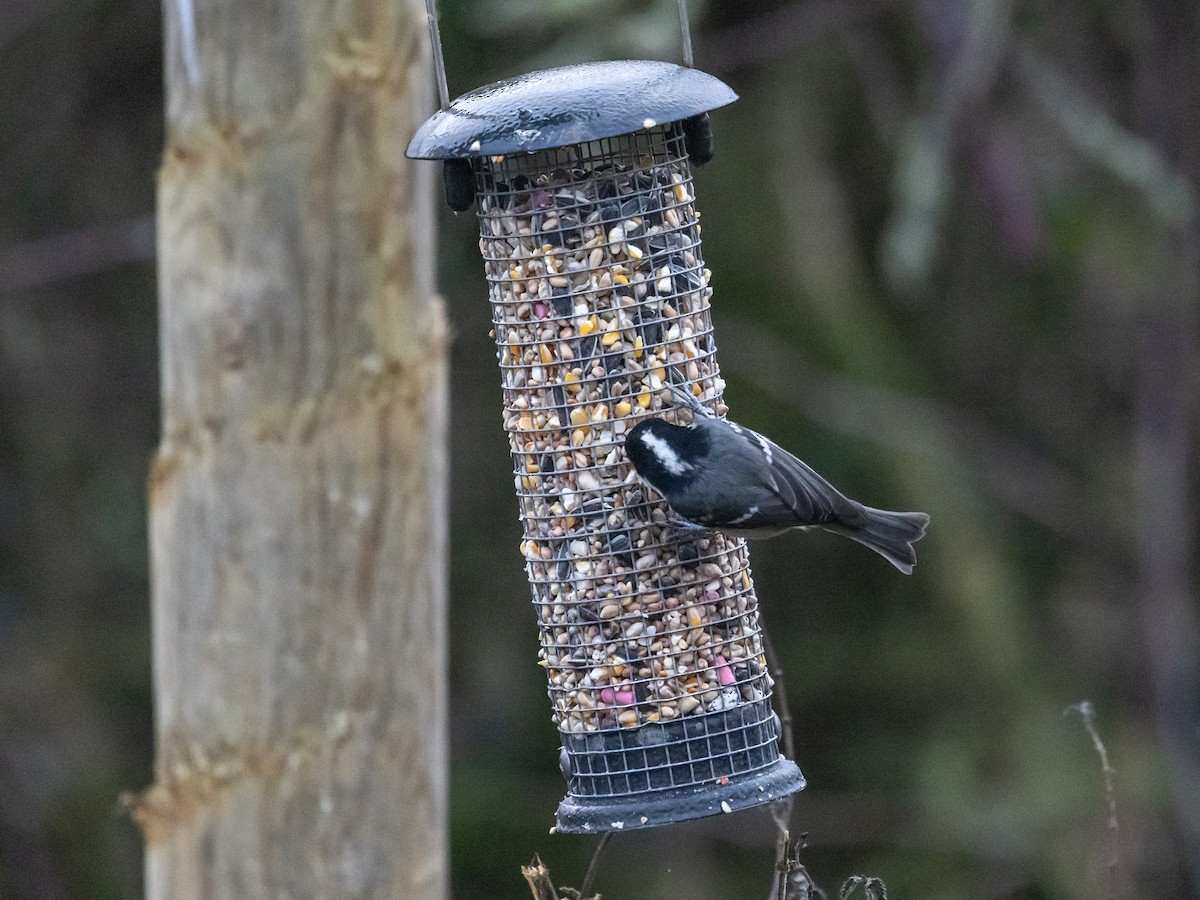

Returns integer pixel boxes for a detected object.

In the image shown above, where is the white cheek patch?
[641,431,691,476]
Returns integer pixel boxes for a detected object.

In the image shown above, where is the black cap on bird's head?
[624,417,709,491]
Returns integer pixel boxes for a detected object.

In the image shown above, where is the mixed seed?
[477,127,773,737]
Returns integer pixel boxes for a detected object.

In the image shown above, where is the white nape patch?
[753,432,774,465]
[730,505,759,525]
[641,431,691,476]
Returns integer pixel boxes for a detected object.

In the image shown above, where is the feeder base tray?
[555,756,804,833]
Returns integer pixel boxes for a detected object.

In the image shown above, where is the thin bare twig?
[771,833,826,900]
[719,320,1123,561]
[1065,701,1119,900]
[762,627,795,764]
[696,0,900,75]
[0,215,155,294]
[761,625,797,891]
[578,832,611,899]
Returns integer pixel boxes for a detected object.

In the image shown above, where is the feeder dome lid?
[406,60,737,160]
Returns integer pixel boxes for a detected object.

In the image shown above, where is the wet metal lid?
[406,59,737,160]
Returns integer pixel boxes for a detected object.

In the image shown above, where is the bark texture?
[136,2,447,897]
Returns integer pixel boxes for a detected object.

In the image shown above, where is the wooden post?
[133,1,448,897]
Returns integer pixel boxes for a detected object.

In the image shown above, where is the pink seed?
[715,655,736,686]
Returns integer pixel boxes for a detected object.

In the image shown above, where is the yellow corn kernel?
[539,344,554,364]
[637,390,652,409]
[601,330,621,347]
[578,316,597,336]
[614,400,632,418]
[570,407,589,427]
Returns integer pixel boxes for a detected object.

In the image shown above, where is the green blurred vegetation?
[1,1,1197,898]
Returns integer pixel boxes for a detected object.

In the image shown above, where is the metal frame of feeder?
[409,2,804,834]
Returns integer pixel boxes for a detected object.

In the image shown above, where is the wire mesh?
[475,124,784,806]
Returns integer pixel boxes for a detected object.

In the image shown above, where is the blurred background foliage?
[0,0,1197,898]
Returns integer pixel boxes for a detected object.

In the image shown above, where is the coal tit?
[624,387,930,574]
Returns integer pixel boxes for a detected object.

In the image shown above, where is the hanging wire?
[424,0,451,110]
[677,0,694,68]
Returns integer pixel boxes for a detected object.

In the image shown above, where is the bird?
[623,386,930,574]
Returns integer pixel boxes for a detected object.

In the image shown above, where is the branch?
[880,0,1017,293]
[696,0,900,75]
[0,215,155,294]
[718,320,1124,560]
[1013,44,1197,227]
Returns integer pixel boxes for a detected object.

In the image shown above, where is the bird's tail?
[824,507,930,575]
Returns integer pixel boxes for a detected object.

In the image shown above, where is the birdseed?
[474,125,775,743]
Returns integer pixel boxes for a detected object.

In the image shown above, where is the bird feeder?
[408,6,804,834]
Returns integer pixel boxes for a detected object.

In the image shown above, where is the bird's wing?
[727,424,859,527]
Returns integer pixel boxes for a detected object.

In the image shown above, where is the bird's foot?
[662,382,716,419]
[666,515,711,535]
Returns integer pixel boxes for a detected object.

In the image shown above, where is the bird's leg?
[663,382,715,419]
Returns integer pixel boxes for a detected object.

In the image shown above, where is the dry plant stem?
[1065,702,1119,900]
[579,832,612,899]
[761,626,795,895]
[771,833,823,900]
[772,830,791,900]
[762,627,795,763]
[522,855,601,900]
[522,857,561,900]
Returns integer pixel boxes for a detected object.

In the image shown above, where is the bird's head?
[624,417,709,490]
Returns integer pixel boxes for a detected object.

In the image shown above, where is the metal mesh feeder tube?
[409,61,804,833]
